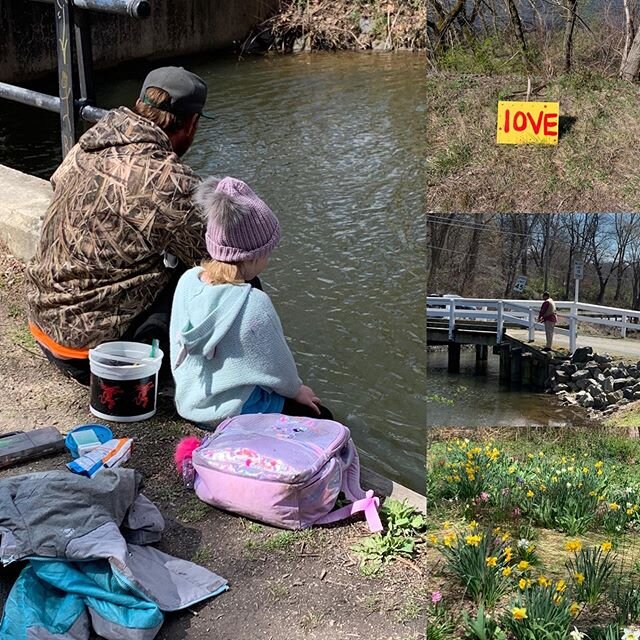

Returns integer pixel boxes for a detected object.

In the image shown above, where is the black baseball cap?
[139,66,214,119]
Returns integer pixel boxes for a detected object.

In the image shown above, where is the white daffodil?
[622,627,640,640]
[569,628,585,640]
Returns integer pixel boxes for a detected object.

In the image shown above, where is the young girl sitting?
[170,176,332,428]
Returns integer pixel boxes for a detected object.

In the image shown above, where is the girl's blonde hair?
[201,257,267,285]
[201,259,244,285]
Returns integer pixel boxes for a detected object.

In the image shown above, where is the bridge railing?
[426,297,640,353]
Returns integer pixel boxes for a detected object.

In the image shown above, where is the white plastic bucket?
[89,341,164,422]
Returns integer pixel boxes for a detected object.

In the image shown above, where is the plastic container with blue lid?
[65,424,113,459]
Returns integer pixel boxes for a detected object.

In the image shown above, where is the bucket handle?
[89,350,157,367]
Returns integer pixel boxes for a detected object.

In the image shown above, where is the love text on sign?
[496,101,560,145]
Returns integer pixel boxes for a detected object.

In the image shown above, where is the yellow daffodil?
[465,534,482,547]
[565,540,582,553]
[569,602,580,616]
[468,520,479,530]
[428,534,439,545]
[556,580,567,593]
[486,556,498,567]
[517,561,530,571]
[601,541,613,553]
[574,572,585,585]
[504,547,513,562]
[502,566,512,577]
[609,502,620,511]
[518,578,528,590]
[443,533,456,547]
[538,575,551,587]
[512,607,527,620]
[595,461,604,469]
[526,490,535,498]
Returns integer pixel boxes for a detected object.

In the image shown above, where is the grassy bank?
[426,71,640,212]
[250,0,426,52]
[427,428,640,639]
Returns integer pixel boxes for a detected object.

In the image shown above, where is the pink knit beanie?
[197,176,280,263]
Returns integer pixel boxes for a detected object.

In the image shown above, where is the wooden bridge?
[427,296,640,388]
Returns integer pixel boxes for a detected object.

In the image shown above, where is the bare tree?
[562,0,578,72]
[505,0,528,52]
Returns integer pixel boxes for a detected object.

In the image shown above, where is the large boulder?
[603,377,615,393]
[595,353,613,366]
[576,378,595,390]
[613,377,635,391]
[571,369,591,382]
[606,391,624,405]
[575,391,594,408]
[572,347,593,364]
[554,384,570,393]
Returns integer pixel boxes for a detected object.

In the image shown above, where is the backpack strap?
[341,441,367,502]
[314,490,383,533]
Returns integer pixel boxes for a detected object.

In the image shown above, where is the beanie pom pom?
[174,436,201,473]
[195,176,245,229]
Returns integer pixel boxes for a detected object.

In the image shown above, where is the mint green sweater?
[170,268,302,426]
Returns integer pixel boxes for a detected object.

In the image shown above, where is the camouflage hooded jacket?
[25,107,206,350]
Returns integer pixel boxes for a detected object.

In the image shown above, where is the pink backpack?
[179,414,382,532]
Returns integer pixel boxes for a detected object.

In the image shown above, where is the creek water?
[0,52,426,493]
[427,349,589,428]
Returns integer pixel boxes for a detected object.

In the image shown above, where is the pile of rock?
[547,346,640,415]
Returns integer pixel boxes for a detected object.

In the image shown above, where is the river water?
[427,349,589,428]
[0,52,426,493]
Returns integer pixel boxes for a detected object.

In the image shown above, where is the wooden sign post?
[497,101,560,145]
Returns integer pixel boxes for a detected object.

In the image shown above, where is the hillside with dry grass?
[426,72,640,212]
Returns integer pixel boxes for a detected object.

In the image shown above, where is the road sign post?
[574,260,583,305]
[513,275,528,294]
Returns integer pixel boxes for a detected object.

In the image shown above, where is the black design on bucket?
[90,373,156,418]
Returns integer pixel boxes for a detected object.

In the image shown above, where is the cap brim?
[200,111,215,120]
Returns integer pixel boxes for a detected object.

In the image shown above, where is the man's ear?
[187,113,200,136]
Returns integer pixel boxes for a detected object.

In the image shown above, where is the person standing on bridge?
[538,291,558,350]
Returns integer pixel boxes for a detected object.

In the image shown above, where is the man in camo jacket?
[26,67,211,385]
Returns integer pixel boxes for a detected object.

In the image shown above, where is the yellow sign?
[496,101,560,145]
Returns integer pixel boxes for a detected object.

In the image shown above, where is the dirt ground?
[0,250,427,640]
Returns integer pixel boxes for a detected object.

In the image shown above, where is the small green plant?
[352,500,426,574]
[463,604,507,640]
[566,543,615,605]
[587,625,621,640]
[610,579,640,626]
[427,592,457,640]
[382,499,427,535]
[502,584,572,640]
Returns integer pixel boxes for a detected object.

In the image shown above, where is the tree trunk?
[506,0,527,52]
[621,24,640,81]
[563,0,578,73]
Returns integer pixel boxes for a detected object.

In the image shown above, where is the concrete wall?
[0,0,279,83]
[0,165,50,262]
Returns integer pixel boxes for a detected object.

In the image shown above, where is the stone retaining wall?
[1,0,278,83]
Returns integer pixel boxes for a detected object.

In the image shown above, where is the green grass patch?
[177,497,210,524]
[10,326,37,350]
[191,545,214,565]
